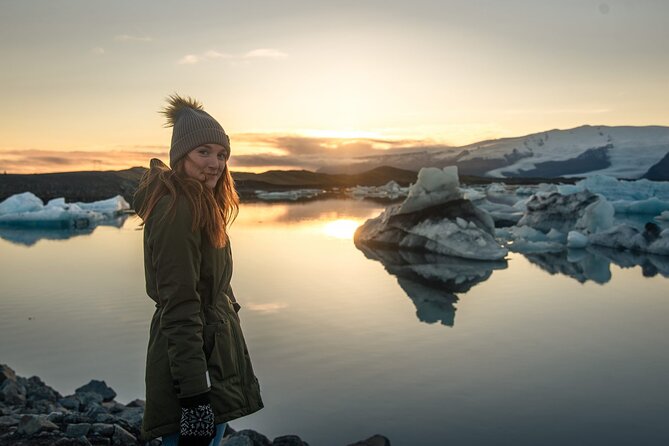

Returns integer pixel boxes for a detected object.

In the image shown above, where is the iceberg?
[348,181,410,200]
[254,189,324,201]
[355,167,508,260]
[557,175,669,216]
[589,223,669,256]
[0,192,130,230]
[517,190,614,234]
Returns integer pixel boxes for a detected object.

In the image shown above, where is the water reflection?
[356,244,507,326]
[0,216,128,247]
[521,246,669,284]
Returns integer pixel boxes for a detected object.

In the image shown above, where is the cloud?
[0,134,453,173]
[243,48,288,59]
[178,48,287,65]
[0,148,166,174]
[91,47,105,55]
[229,133,453,171]
[114,34,153,42]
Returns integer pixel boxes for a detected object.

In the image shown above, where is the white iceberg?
[0,192,130,230]
[348,181,410,200]
[517,190,614,234]
[355,167,508,261]
[558,175,669,216]
[589,223,669,256]
[255,189,324,201]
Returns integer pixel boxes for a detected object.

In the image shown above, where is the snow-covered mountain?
[322,125,669,180]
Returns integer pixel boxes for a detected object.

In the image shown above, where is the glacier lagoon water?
[1,199,668,445]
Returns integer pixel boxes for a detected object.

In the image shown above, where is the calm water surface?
[1,199,668,445]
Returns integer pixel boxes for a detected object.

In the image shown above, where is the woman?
[134,94,263,446]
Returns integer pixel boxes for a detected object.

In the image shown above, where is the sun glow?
[322,219,361,239]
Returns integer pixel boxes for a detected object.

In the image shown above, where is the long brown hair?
[135,158,239,248]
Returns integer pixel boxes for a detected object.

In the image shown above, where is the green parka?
[135,181,263,440]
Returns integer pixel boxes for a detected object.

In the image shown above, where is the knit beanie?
[161,94,230,168]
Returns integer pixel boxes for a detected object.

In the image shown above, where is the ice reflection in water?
[0,215,128,246]
[522,246,669,284]
[356,244,507,326]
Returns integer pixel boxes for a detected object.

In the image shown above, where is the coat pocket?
[203,318,239,384]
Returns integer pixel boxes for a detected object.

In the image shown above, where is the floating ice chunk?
[576,196,614,233]
[558,175,669,201]
[349,181,409,200]
[0,193,129,230]
[398,166,461,214]
[461,187,485,201]
[656,211,669,221]
[611,198,669,215]
[0,192,43,216]
[255,189,323,201]
[567,231,589,248]
[74,195,130,216]
[589,223,669,256]
[518,190,613,234]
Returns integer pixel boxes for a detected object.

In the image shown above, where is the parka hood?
[132,158,171,216]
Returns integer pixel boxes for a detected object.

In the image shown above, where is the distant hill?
[0,165,420,203]
[0,167,146,203]
[318,125,669,180]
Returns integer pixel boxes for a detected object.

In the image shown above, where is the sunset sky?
[1,0,668,173]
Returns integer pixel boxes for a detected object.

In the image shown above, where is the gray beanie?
[161,94,230,168]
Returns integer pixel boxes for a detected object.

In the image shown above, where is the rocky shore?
[0,365,389,446]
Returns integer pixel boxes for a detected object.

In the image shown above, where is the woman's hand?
[178,393,216,446]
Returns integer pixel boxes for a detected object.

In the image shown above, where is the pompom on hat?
[161,93,230,168]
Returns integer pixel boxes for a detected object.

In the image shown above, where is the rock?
[224,429,272,446]
[22,376,62,402]
[222,436,254,446]
[91,423,115,437]
[348,435,392,446]
[273,434,308,446]
[0,379,27,406]
[94,413,118,424]
[125,399,145,408]
[0,365,17,386]
[47,412,66,423]
[75,392,104,410]
[101,401,126,414]
[25,399,59,414]
[75,380,117,403]
[59,396,81,411]
[111,424,138,445]
[54,436,93,446]
[65,423,91,438]
[16,414,60,436]
[114,407,143,430]
[84,403,109,419]
[0,414,21,427]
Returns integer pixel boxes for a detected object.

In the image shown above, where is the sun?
[322,219,360,239]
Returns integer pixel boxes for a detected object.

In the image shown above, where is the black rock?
[347,435,392,446]
[75,381,117,403]
[273,434,308,446]
[0,380,26,406]
[227,429,271,446]
[110,424,138,446]
[0,366,17,386]
[65,423,91,438]
[16,414,60,436]
[59,397,81,411]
